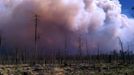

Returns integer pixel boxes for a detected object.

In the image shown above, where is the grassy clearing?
[0,63,133,75]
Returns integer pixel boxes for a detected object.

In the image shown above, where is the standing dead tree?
[97,44,100,63]
[78,34,83,63]
[127,44,131,64]
[0,31,2,47]
[64,34,68,62]
[85,36,91,63]
[86,37,89,57]
[118,37,125,63]
[126,43,133,64]
[0,31,2,64]
[33,14,40,64]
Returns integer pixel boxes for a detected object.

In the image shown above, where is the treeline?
[0,48,134,65]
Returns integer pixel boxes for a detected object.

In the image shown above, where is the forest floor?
[0,62,133,75]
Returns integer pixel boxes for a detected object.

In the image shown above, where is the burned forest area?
[1,0,134,75]
[0,16,134,75]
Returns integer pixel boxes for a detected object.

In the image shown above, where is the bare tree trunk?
[34,14,40,64]
[86,37,89,57]
[78,35,83,63]
[127,44,131,64]
[85,36,90,63]
[97,44,100,63]
[118,37,125,63]
[0,31,2,64]
[63,35,68,65]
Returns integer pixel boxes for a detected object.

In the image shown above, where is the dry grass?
[0,63,133,75]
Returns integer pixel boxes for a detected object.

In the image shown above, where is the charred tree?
[127,44,131,64]
[33,14,40,64]
[118,37,125,63]
[86,37,89,57]
[78,35,82,60]
[63,35,68,64]
[0,31,2,64]
[97,44,100,63]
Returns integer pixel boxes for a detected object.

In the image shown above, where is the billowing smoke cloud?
[0,0,134,54]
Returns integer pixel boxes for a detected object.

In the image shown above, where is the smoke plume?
[0,0,134,54]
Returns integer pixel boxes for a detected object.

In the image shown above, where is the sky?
[0,0,134,55]
[119,0,134,17]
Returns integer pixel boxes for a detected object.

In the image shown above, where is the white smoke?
[0,0,134,53]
